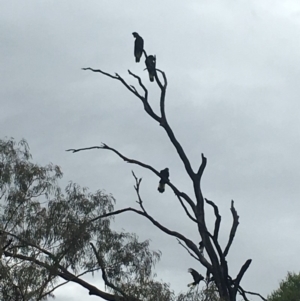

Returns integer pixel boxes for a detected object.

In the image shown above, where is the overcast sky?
[1,0,300,300]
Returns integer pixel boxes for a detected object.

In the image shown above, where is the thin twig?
[242,289,267,301]
[128,70,148,96]
[176,239,199,261]
[82,67,161,123]
[176,194,197,223]
[238,286,250,301]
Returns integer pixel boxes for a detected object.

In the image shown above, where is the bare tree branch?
[66,143,196,214]
[89,205,207,267]
[129,85,137,93]
[129,172,211,270]
[232,259,252,299]
[223,200,239,257]
[238,286,250,301]
[206,232,224,268]
[82,66,196,201]
[240,288,267,301]
[126,70,161,121]
[66,146,102,153]
[162,122,196,178]
[154,69,194,179]
[84,62,193,182]
[82,67,161,123]
[176,194,197,223]
[176,238,200,262]
[82,67,118,79]
[136,171,195,223]
[154,69,167,121]
[128,70,148,96]
[88,207,143,223]
[235,259,252,286]
[156,69,167,88]
[197,153,207,179]
[205,198,221,240]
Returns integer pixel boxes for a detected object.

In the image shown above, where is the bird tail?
[158,181,165,193]
[149,74,154,82]
[136,57,140,63]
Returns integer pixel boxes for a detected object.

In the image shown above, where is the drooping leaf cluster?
[0,138,164,300]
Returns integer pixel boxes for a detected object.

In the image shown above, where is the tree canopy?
[267,272,300,301]
[0,137,164,300]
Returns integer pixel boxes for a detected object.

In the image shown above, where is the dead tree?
[68,33,265,301]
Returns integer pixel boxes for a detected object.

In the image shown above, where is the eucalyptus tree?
[267,272,300,301]
[0,138,164,300]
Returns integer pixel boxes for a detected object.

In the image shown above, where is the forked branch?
[82,67,161,123]
[89,203,208,268]
[154,69,167,91]
[205,198,226,262]
[130,172,211,269]
[238,287,267,301]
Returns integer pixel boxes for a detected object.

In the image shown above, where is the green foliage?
[177,283,220,301]
[0,138,163,300]
[118,281,220,301]
[119,279,175,301]
[267,272,300,301]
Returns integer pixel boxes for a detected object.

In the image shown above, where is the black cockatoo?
[157,168,169,193]
[132,32,144,63]
[145,55,156,82]
[187,268,204,287]
[199,241,204,255]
